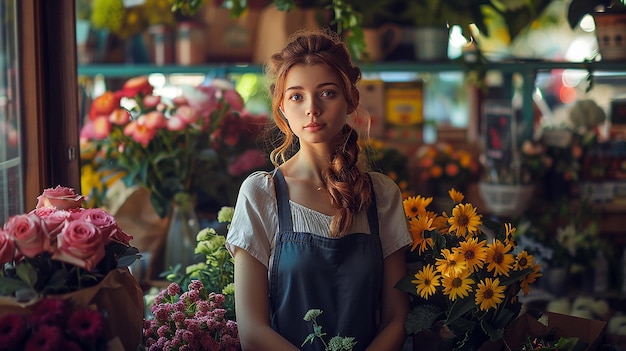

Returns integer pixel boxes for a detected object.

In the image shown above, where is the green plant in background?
[90,0,176,39]
[302,309,357,351]
[162,206,236,320]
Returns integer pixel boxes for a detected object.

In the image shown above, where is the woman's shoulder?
[367,171,400,189]
[238,170,277,198]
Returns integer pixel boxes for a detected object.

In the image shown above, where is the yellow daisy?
[453,237,487,273]
[441,269,474,301]
[435,248,467,277]
[475,277,506,311]
[485,239,515,277]
[432,212,450,234]
[408,216,435,253]
[411,264,441,299]
[513,250,534,271]
[403,195,433,219]
[520,263,543,296]
[448,203,482,238]
[504,223,517,248]
[448,188,464,203]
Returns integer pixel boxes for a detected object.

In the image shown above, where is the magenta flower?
[29,297,68,328]
[66,308,105,346]
[24,325,64,351]
[0,314,27,349]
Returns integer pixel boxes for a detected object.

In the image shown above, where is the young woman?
[225,29,411,351]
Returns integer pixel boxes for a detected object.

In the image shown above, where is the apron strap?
[365,173,380,237]
[273,168,293,232]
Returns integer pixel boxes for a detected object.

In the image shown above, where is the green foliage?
[302,309,357,351]
[0,244,140,296]
[162,206,236,319]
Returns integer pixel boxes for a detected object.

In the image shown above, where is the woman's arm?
[233,247,300,351]
[366,248,409,351]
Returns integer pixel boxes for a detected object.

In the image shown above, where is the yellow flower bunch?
[396,189,542,350]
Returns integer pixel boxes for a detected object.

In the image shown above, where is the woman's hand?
[366,248,409,351]
[233,248,301,351]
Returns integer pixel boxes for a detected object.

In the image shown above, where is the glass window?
[0,0,22,223]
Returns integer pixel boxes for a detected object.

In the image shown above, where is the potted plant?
[397,0,553,61]
[344,0,402,62]
[567,0,626,60]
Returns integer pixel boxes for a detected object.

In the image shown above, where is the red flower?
[24,325,64,351]
[0,314,27,350]
[120,76,153,98]
[89,91,121,120]
[29,297,68,328]
[66,308,105,346]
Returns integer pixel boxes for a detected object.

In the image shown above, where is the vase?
[541,266,569,297]
[163,193,201,271]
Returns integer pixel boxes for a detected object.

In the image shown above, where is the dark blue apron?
[269,169,383,351]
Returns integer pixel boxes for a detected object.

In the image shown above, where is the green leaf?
[42,269,70,294]
[15,262,38,287]
[499,267,532,286]
[405,304,444,334]
[480,318,505,342]
[446,296,476,325]
[0,277,30,295]
[394,275,418,296]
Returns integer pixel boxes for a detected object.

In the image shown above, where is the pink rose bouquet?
[0,186,139,297]
[79,76,271,217]
[143,280,240,351]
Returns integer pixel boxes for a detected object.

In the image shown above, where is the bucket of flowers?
[395,189,543,350]
[0,186,144,350]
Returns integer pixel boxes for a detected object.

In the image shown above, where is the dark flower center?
[484,289,494,299]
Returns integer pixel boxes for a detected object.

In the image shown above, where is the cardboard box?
[385,81,423,143]
[385,81,423,127]
[501,312,607,351]
[356,79,386,138]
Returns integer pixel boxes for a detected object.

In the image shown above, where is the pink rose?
[0,230,15,265]
[53,221,105,271]
[3,213,46,258]
[79,208,117,244]
[109,227,133,246]
[36,186,84,210]
[31,207,70,246]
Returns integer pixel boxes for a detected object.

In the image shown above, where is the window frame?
[19,0,80,210]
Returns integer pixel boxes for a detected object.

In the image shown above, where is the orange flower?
[430,165,443,178]
[120,76,153,98]
[445,163,459,177]
[89,91,121,120]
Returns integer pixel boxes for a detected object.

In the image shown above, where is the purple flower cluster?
[0,297,106,351]
[143,280,240,351]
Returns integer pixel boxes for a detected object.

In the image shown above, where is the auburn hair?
[264,29,372,237]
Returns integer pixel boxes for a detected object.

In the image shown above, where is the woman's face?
[280,63,350,146]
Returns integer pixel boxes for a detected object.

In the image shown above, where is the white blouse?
[225,170,412,270]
